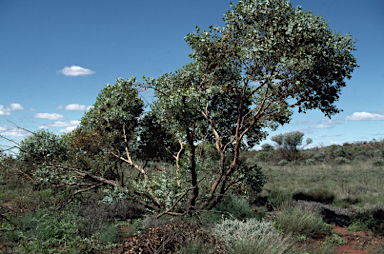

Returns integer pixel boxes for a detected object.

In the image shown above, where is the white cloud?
[343,112,384,121]
[290,128,312,134]
[292,121,313,125]
[56,105,63,109]
[65,104,86,111]
[0,125,7,131]
[0,103,23,116]
[317,119,339,125]
[0,127,30,138]
[314,134,343,139]
[33,113,65,120]
[10,103,23,110]
[0,106,10,116]
[59,126,78,133]
[57,66,95,76]
[38,120,80,129]
[310,125,334,129]
[86,105,94,111]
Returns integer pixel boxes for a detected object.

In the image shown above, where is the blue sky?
[1,0,383,152]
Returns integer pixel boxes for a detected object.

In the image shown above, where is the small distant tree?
[261,143,274,152]
[271,131,312,161]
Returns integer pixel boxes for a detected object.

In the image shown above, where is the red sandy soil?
[332,225,384,254]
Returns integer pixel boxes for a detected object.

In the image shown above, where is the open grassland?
[261,159,384,209]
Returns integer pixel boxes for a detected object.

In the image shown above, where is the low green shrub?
[306,158,316,165]
[277,159,288,166]
[2,207,118,253]
[354,155,368,162]
[255,151,274,163]
[334,157,350,165]
[369,243,384,254]
[273,206,330,237]
[212,218,292,254]
[324,233,347,246]
[372,158,384,167]
[348,207,384,235]
[215,195,252,219]
[313,152,325,162]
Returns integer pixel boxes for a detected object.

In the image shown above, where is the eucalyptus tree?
[13,0,358,215]
[80,77,144,154]
[149,63,211,208]
[148,60,281,213]
[179,0,358,209]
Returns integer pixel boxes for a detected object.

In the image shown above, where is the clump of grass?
[334,157,350,165]
[273,206,330,237]
[266,190,294,210]
[306,158,317,165]
[347,206,384,235]
[277,159,288,166]
[369,243,384,254]
[372,158,384,167]
[212,218,292,254]
[324,233,347,246]
[177,239,217,254]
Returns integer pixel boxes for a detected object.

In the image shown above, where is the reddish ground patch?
[332,225,384,254]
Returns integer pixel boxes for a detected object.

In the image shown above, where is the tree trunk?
[187,134,198,209]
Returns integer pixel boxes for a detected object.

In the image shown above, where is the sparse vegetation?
[0,0,372,252]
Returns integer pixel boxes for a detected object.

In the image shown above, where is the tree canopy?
[11,0,358,216]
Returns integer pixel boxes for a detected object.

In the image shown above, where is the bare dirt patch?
[332,225,384,254]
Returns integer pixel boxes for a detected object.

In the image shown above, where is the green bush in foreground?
[212,218,292,254]
[2,207,118,253]
[273,206,331,237]
[215,195,253,219]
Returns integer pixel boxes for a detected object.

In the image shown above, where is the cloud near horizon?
[290,128,312,134]
[317,119,340,125]
[292,121,313,125]
[58,126,78,133]
[310,124,335,129]
[342,112,384,121]
[33,113,65,120]
[0,127,30,138]
[38,120,80,129]
[57,66,95,76]
[314,134,343,139]
[65,104,87,111]
[0,103,24,116]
